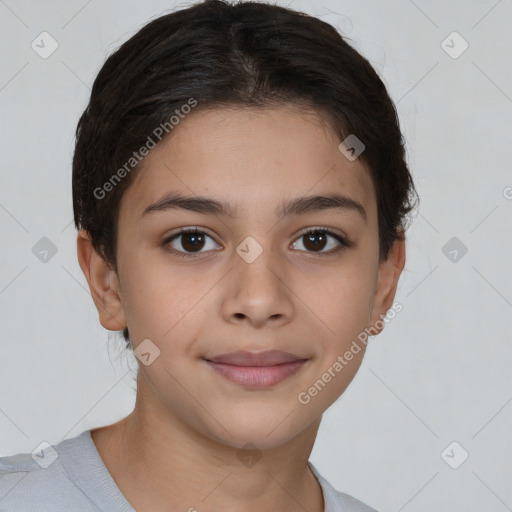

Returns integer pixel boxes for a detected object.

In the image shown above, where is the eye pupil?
[303,231,327,251]
[182,232,205,251]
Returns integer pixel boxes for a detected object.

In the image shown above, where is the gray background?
[1,0,511,510]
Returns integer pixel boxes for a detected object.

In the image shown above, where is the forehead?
[121,106,376,223]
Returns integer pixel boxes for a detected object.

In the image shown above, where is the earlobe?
[76,230,127,331]
[368,235,406,335]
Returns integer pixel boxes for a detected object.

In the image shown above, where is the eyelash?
[162,226,352,259]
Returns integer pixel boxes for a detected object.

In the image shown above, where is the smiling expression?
[95,105,400,449]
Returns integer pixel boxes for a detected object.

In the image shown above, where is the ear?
[76,229,127,331]
[368,234,406,335]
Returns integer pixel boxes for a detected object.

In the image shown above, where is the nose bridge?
[234,234,283,294]
[223,234,293,326]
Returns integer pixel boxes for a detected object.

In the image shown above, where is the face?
[81,105,404,450]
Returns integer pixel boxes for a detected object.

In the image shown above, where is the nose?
[221,241,294,329]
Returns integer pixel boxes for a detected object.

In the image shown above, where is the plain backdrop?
[1,1,511,511]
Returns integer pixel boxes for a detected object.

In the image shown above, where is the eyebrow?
[141,191,367,223]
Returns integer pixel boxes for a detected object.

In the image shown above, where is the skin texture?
[77,105,405,512]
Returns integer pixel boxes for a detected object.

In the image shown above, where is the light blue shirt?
[0,430,378,511]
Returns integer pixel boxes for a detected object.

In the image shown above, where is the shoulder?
[308,462,379,512]
[0,432,100,511]
[328,489,380,512]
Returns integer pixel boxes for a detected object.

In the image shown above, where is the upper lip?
[204,350,308,367]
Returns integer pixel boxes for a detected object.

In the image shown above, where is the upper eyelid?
[166,226,217,241]
[294,225,347,240]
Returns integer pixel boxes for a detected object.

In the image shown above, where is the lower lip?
[204,360,308,388]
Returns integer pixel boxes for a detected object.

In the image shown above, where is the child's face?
[90,106,403,449]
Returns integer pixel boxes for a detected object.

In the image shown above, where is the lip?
[203,350,309,388]
[205,349,306,366]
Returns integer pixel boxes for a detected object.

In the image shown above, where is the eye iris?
[303,231,327,251]
[181,232,205,252]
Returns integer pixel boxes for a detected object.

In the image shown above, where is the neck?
[91,371,325,512]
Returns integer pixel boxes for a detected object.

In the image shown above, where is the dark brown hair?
[72,0,419,344]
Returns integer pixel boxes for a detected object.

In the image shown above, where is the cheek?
[309,259,377,340]
[119,252,216,345]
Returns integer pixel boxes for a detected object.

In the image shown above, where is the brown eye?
[179,231,206,252]
[163,228,220,258]
[302,231,328,251]
[291,228,350,255]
